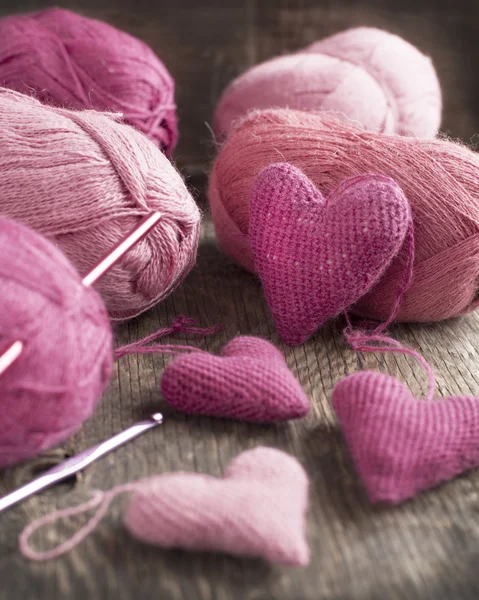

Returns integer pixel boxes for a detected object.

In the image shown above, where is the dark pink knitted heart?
[332,371,479,504]
[125,447,310,565]
[161,336,310,422]
[249,163,411,345]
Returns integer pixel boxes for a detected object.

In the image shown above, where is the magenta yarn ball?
[0,88,200,321]
[214,27,441,140]
[0,7,178,155]
[0,217,112,468]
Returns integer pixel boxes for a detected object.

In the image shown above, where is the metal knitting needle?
[0,212,162,373]
[0,413,163,513]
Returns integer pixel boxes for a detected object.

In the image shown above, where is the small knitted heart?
[125,446,310,565]
[161,336,310,422]
[250,163,411,345]
[332,371,479,504]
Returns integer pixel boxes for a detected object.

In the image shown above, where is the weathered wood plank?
[1,0,479,599]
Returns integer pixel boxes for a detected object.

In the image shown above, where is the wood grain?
[1,1,479,599]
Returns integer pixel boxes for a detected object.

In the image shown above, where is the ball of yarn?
[209,109,479,323]
[0,7,178,155]
[0,88,200,321]
[0,217,112,468]
[214,27,441,140]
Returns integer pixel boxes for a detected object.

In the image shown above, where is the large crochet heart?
[161,336,310,422]
[125,447,310,565]
[332,371,479,503]
[249,163,411,345]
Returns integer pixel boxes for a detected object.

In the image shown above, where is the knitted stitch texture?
[125,447,310,565]
[332,371,479,503]
[249,163,411,345]
[161,336,310,422]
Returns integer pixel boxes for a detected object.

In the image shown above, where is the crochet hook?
[0,212,162,373]
[0,413,163,513]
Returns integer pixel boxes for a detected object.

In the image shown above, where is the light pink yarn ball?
[214,27,441,139]
[0,88,200,321]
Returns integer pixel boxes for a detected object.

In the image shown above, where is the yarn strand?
[344,330,436,402]
[19,484,134,561]
[374,224,415,333]
[114,316,222,359]
[343,223,436,400]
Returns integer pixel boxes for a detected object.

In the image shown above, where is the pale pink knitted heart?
[332,371,479,504]
[125,447,310,565]
[250,163,411,345]
[161,336,310,422]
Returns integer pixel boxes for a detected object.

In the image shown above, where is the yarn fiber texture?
[209,109,479,322]
[0,88,200,321]
[214,27,441,139]
[0,217,112,468]
[0,8,178,155]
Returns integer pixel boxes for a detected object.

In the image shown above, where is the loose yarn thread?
[0,8,178,154]
[115,317,222,359]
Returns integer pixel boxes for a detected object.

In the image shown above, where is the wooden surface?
[1,0,479,598]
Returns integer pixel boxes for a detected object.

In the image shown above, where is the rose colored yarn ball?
[0,88,200,321]
[0,7,178,155]
[214,27,441,140]
[209,109,479,323]
[0,217,112,468]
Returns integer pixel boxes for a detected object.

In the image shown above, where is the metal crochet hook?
[0,413,163,513]
[0,212,162,374]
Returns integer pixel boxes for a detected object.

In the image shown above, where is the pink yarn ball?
[214,27,441,140]
[209,109,479,323]
[0,7,178,155]
[0,88,200,321]
[0,217,112,468]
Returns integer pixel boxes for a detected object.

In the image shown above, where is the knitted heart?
[332,371,479,504]
[161,336,310,422]
[125,447,310,565]
[249,163,411,345]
